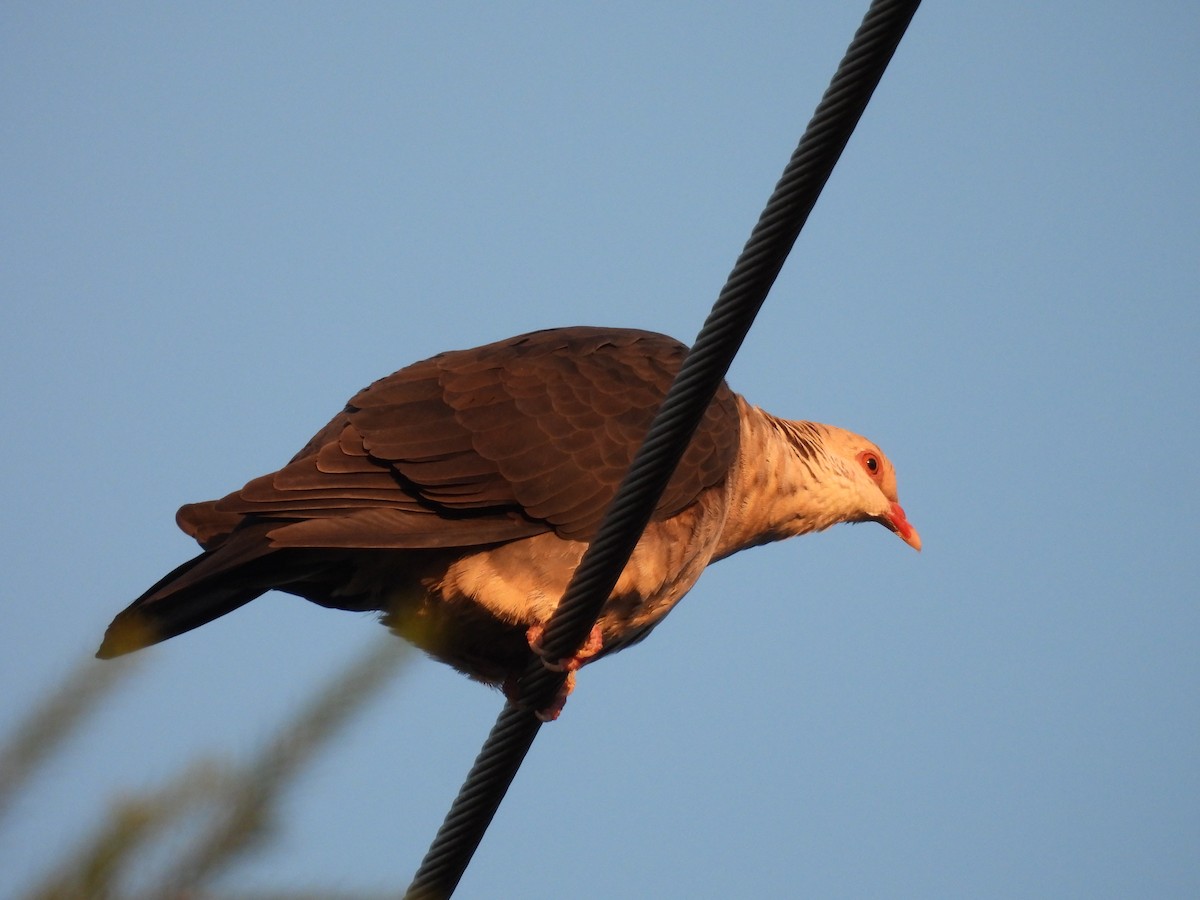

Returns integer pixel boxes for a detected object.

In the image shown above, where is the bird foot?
[525,622,604,672]
[501,623,603,721]
[502,669,576,722]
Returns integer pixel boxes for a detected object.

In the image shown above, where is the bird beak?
[883,502,921,552]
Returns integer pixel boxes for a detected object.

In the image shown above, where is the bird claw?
[533,672,575,722]
[525,622,604,672]
[501,623,603,721]
[501,669,576,722]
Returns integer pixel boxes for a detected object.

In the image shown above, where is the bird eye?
[858,451,880,477]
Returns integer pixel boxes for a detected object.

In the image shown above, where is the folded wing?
[178,327,742,551]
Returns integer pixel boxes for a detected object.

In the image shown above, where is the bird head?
[816,425,921,551]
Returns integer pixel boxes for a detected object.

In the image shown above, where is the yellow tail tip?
[96,614,157,659]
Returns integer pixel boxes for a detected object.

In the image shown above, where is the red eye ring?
[858,450,881,478]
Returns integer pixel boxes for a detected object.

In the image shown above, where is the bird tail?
[96,523,305,659]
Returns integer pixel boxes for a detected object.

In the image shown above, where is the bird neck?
[713,401,852,560]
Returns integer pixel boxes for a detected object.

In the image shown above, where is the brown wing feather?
[180,327,741,550]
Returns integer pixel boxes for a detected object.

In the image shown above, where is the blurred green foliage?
[2,641,410,899]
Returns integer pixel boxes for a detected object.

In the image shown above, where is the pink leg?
[502,663,577,722]
[533,671,575,722]
[525,622,604,672]
[505,623,604,720]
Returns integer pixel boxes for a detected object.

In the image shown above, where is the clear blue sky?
[3,3,1197,897]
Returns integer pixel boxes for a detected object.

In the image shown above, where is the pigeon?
[98,327,919,714]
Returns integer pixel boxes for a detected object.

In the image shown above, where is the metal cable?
[405,2,921,896]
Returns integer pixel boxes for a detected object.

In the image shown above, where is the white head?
[802,422,921,551]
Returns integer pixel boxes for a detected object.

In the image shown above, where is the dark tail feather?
[97,524,300,659]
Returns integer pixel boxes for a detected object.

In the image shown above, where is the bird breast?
[394,479,734,672]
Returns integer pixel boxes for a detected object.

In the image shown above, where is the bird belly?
[379,499,727,681]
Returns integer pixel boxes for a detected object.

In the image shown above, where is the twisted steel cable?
[405,2,921,896]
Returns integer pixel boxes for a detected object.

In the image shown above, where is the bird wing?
[177,327,741,551]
